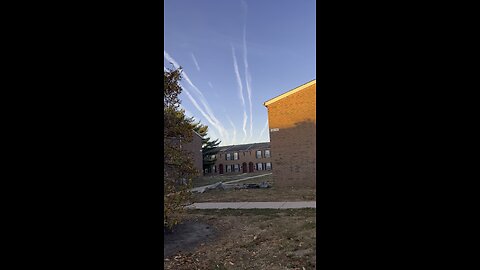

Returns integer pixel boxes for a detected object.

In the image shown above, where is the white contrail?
[165,51,203,98]
[241,111,248,143]
[165,51,214,117]
[231,45,245,106]
[180,83,229,144]
[164,50,229,144]
[227,116,237,145]
[190,52,200,71]
[241,1,253,139]
[259,118,269,138]
[180,83,215,126]
[232,45,248,141]
[164,51,180,68]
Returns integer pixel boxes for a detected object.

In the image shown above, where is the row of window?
[224,163,273,172]
[256,162,272,171]
[204,163,272,174]
[222,149,271,160]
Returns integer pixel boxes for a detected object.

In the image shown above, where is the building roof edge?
[264,79,316,107]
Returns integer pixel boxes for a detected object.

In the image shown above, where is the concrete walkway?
[186,201,316,209]
[191,173,272,193]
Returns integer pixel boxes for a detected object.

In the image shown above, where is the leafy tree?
[191,121,221,173]
[164,67,198,230]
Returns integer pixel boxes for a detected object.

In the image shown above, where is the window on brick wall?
[226,153,231,160]
[226,165,232,172]
[256,163,263,171]
[234,164,240,172]
[256,150,262,158]
[234,152,238,160]
[264,150,270,158]
[266,163,271,170]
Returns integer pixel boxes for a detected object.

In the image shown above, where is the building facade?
[263,80,316,187]
[204,142,272,175]
[181,130,203,174]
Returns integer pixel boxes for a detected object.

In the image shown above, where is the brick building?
[181,130,203,174]
[204,142,272,175]
[263,80,316,187]
[167,130,203,175]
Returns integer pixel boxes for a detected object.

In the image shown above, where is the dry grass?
[191,172,271,188]
[164,208,316,270]
[191,174,316,202]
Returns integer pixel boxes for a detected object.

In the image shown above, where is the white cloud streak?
[227,116,237,145]
[164,50,229,145]
[180,83,229,145]
[231,46,245,106]
[241,1,254,139]
[242,111,248,143]
[259,118,269,139]
[232,45,248,141]
[190,52,200,71]
[208,82,213,89]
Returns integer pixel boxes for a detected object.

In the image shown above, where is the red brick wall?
[266,83,316,187]
[182,133,203,175]
[207,146,272,175]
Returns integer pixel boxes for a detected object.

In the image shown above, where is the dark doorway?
[219,164,224,174]
[248,162,254,173]
[242,162,247,173]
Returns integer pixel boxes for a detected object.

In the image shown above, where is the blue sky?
[164,0,316,146]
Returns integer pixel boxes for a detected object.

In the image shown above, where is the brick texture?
[265,82,316,187]
[182,132,203,174]
[205,145,273,175]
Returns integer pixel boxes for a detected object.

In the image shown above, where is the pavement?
[186,201,316,209]
[190,173,272,193]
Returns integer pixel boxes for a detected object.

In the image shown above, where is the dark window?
[256,163,263,170]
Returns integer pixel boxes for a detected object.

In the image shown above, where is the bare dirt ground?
[164,208,316,270]
[164,220,217,258]
[191,174,316,202]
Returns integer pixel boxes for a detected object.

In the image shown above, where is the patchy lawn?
[191,172,271,188]
[164,208,316,270]
[191,174,316,202]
